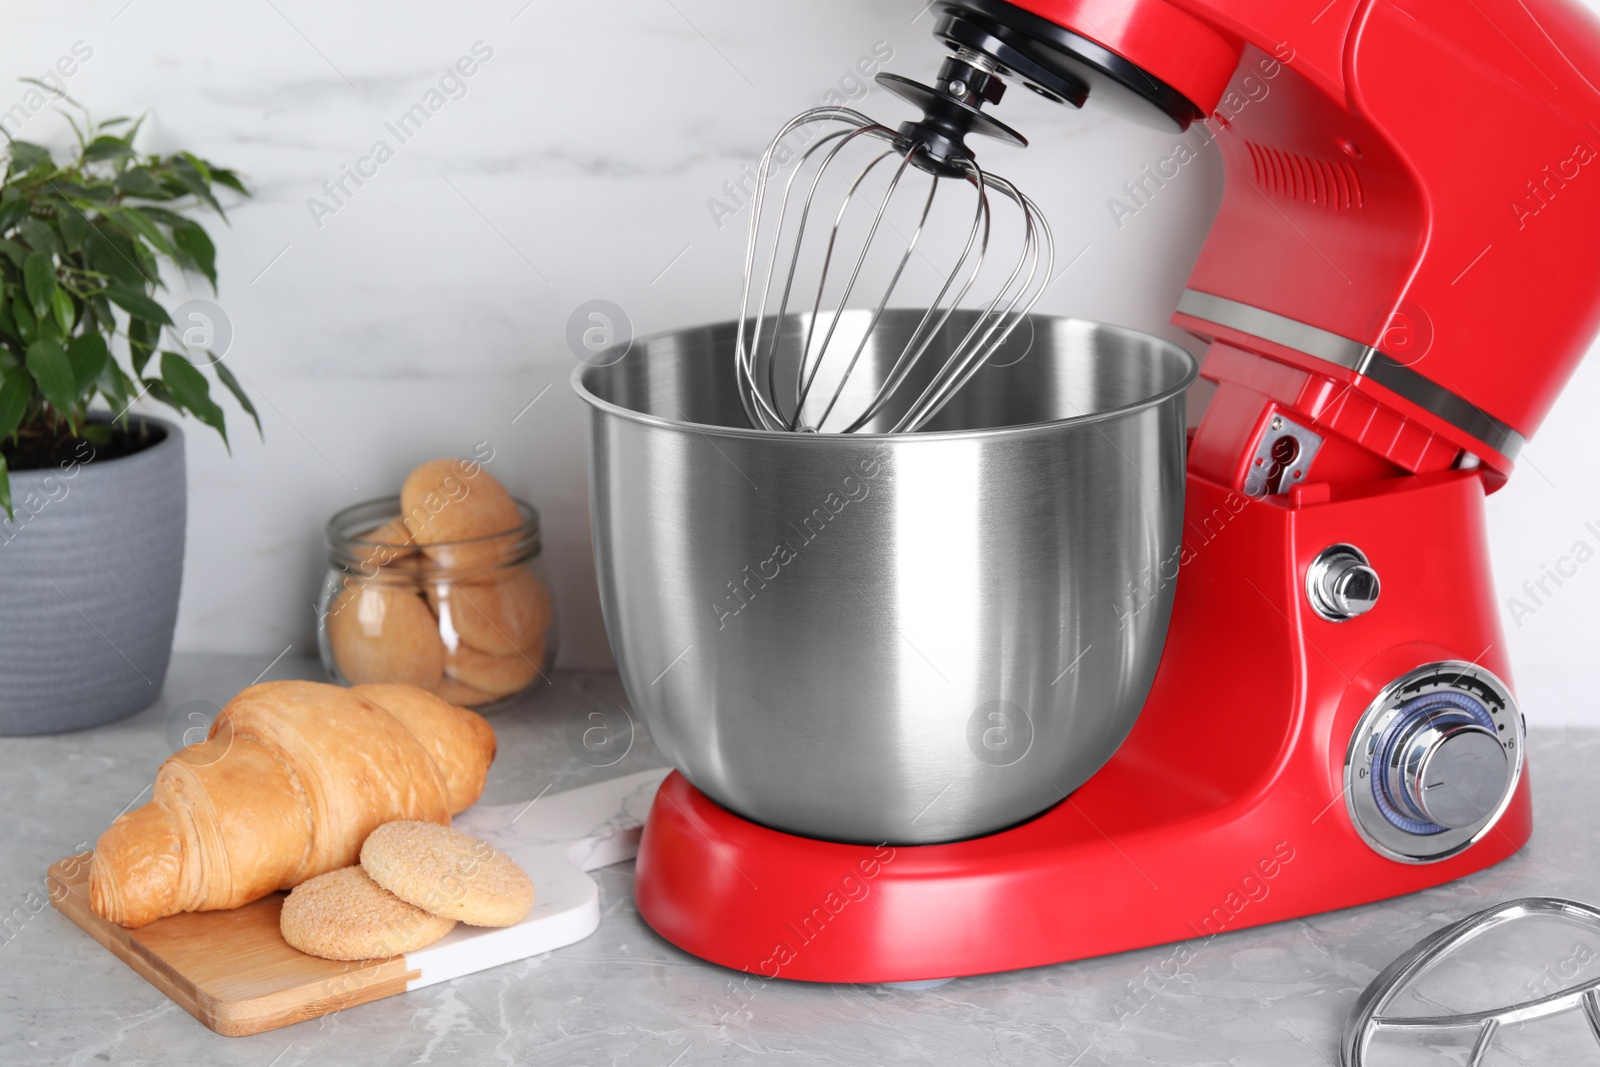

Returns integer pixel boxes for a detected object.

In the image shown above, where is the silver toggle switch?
[1306,543,1381,621]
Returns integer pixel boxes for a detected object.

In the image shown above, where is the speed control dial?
[1345,663,1522,863]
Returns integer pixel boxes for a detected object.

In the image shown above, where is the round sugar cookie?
[431,675,502,708]
[280,865,455,961]
[353,516,416,565]
[428,569,552,657]
[400,459,522,569]
[360,820,534,927]
[326,581,445,688]
[443,638,544,699]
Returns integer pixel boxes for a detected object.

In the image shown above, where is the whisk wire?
[790,145,906,429]
[892,166,1053,432]
[845,164,992,433]
[798,146,929,431]
[745,122,877,430]
[737,103,1053,434]
[737,110,879,431]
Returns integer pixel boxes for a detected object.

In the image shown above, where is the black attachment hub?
[932,0,1204,132]
[875,56,1028,178]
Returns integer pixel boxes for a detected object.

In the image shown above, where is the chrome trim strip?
[1177,289,1371,369]
[1176,289,1527,461]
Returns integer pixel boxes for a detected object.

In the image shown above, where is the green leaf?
[128,316,157,375]
[97,359,135,415]
[131,205,189,228]
[45,178,92,200]
[106,206,176,258]
[51,289,74,336]
[210,168,248,196]
[104,283,172,326]
[82,135,134,163]
[10,297,36,344]
[0,367,32,441]
[86,294,115,334]
[143,378,177,411]
[211,356,260,436]
[114,167,166,199]
[62,109,86,152]
[129,237,160,285]
[172,223,216,287]
[18,218,57,257]
[66,333,107,395]
[23,252,54,319]
[18,77,81,115]
[55,202,88,247]
[0,456,11,522]
[72,182,115,203]
[6,142,52,174]
[179,152,212,184]
[25,339,75,417]
[86,227,146,285]
[0,299,16,345]
[160,350,227,448]
[0,239,28,269]
[173,157,225,219]
[81,422,111,446]
[0,199,25,235]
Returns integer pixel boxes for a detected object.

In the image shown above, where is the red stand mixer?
[623,0,1600,982]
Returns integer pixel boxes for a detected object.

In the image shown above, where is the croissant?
[89,680,496,929]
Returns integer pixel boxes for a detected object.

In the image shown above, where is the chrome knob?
[1307,544,1380,621]
[1390,721,1509,829]
[1345,663,1523,863]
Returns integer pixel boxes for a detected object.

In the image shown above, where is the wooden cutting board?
[48,768,669,1037]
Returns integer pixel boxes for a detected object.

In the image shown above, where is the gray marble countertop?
[3,654,1597,1067]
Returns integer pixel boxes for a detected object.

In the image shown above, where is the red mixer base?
[635,771,1530,983]
[633,470,1533,982]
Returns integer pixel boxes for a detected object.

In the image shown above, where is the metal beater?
[736,52,1056,434]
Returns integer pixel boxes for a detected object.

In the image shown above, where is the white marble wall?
[3,1,1597,724]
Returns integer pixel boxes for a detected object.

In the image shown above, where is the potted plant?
[0,102,253,734]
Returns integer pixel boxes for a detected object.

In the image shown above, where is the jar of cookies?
[318,459,558,709]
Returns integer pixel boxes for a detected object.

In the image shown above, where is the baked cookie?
[280,865,455,961]
[326,581,445,688]
[427,569,552,657]
[443,637,544,700]
[400,459,522,569]
[431,675,502,708]
[352,516,416,565]
[361,820,535,927]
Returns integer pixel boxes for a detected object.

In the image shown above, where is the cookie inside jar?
[318,459,558,709]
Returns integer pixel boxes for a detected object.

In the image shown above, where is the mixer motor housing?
[630,0,1600,979]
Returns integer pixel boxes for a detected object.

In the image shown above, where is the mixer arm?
[927,0,1600,488]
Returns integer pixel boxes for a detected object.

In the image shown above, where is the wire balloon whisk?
[735,55,1054,434]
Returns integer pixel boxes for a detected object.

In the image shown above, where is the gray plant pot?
[0,416,186,735]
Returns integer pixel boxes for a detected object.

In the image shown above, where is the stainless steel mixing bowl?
[573,310,1196,844]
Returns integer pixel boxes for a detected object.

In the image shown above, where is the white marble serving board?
[394,768,668,989]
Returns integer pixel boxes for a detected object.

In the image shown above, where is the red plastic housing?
[1018,0,1600,479]
[635,472,1529,981]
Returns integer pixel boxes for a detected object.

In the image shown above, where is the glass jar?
[317,496,558,710]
